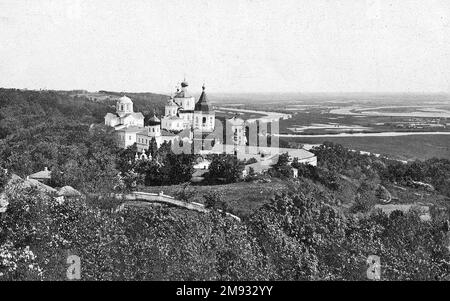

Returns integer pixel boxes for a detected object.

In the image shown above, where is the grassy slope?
[137,173,449,218]
[139,179,289,217]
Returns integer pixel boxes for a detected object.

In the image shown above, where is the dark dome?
[147,114,161,126]
[181,81,189,87]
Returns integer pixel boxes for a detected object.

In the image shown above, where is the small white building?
[116,126,143,148]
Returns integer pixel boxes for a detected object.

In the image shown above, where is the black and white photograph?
[1,0,450,288]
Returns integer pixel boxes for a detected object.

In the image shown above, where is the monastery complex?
[104,80,317,172]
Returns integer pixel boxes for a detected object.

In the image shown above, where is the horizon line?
[1,86,450,96]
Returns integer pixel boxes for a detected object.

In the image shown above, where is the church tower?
[193,84,215,132]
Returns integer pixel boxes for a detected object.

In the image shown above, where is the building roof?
[161,129,176,137]
[194,85,211,112]
[192,169,208,178]
[130,112,144,119]
[118,95,133,104]
[117,126,143,133]
[104,112,117,119]
[147,114,161,126]
[165,115,183,121]
[279,148,316,160]
[106,112,144,120]
[28,167,51,180]
[57,186,82,197]
[177,128,193,139]
[26,178,56,193]
[179,109,194,114]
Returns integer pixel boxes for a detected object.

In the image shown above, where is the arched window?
[202,117,206,124]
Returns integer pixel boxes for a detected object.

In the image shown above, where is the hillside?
[95,90,169,119]
[1,88,450,280]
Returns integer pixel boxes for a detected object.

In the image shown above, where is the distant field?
[282,134,450,161]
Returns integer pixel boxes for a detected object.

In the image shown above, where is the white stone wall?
[165,105,178,116]
[117,131,137,148]
[194,112,215,132]
[178,96,195,110]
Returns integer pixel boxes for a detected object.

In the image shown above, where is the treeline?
[98,90,169,120]
[0,88,169,191]
[1,178,449,280]
[0,88,110,138]
[311,142,450,197]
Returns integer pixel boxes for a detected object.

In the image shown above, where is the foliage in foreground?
[1,180,449,281]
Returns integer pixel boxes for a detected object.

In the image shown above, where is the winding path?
[114,191,241,222]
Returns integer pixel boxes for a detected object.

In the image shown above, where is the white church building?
[104,81,216,150]
[161,81,215,133]
[103,81,317,171]
[104,95,144,129]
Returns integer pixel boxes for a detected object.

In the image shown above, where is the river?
[274,131,450,138]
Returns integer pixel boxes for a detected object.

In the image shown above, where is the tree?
[161,153,195,185]
[269,153,292,178]
[148,137,158,157]
[207,154,244,183]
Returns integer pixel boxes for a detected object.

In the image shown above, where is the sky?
[0,0,449,94]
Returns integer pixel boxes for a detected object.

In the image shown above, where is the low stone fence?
[116,191,241,222]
